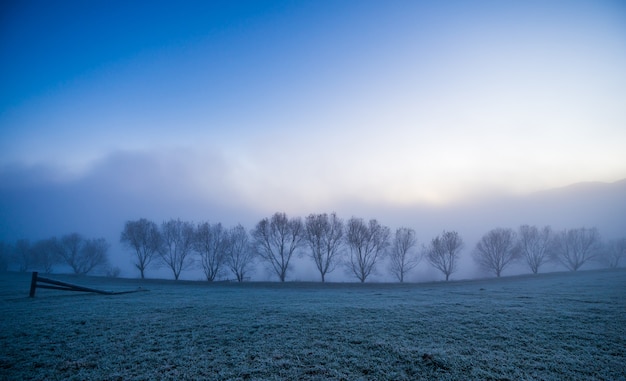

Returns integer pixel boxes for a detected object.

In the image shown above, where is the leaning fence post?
[29,271,38,297]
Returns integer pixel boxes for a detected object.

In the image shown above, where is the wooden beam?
[29,272,148,297]
[29,271,38,297]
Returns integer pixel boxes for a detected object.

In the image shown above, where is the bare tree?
[159,219,196,280]
[517,225,552,274]
[304,212,344,282]
[13,239,33,272]
[195,222,229,281]
[32,237,61,273]
[120,218,162,279]
[77,238,110,275]
[345,217,390,283]
[389,227,420,282]
[58,233,84,274]
[473,228,518,277]
[58,234,109,275]
[552,227,601,271]
[426,230,463,281]
[597,238,625,268]
[252,212,304,282]
[225,224,255,282]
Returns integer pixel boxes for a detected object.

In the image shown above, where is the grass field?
[1,269,625,380]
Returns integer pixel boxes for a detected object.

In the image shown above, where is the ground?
[1,269,625,380]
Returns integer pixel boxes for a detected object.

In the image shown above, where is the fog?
[1,152,624,282]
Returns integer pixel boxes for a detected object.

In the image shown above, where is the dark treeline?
[0,233,116,276]
[1,212,625,281]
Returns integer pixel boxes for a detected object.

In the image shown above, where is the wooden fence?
[29,272,147,297]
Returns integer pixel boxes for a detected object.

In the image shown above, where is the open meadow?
[1,269,625,380]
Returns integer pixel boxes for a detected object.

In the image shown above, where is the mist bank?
[1,160,624,281]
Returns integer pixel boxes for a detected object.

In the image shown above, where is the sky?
[1,0,625,279]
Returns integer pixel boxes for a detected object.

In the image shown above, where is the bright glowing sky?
[2,0,626,212]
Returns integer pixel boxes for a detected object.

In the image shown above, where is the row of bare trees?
[2,214,621,282]
[120,214,398,282]
[120,213,623,282]
[473,226,625,277]
[249,213,466,283]
[120,218,254,281]
[0,234,113,275]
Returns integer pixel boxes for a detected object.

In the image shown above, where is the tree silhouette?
[120,218,162,279]
[345,217,390,283]
[252,212,304,282]
[304,213,344,282]
[473,228,518,277]
[159,219,195,280]
[389,227,420,282]
[426,230,463,281]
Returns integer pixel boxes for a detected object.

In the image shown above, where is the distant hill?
[513,178,626,238]
[369,178,626,247]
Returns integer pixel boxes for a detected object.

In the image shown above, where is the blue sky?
[1,1,626,229]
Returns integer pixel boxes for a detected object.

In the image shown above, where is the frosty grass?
[1,269,625,380]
